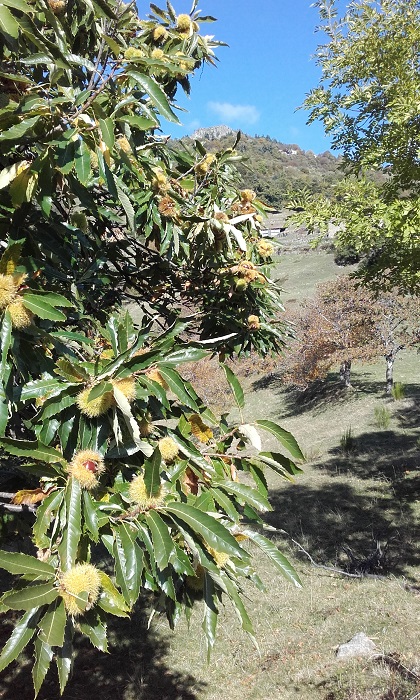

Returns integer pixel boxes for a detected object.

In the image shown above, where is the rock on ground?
[336,632,377,659]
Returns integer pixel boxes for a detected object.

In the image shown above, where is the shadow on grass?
[321,429,419,483]
[266,477,419,578]
[395,398,420,430]
[0,605,206,700]
[252,370,420,420]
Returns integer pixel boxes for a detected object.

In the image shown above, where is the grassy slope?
[156,247,420,700]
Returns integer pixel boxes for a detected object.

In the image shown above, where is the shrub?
[391,382,406,401]
[374,405,391,429]
[340,427,356,453]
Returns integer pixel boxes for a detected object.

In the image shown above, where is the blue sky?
[159,0,335,154]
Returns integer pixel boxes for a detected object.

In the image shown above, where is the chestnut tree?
[0,0,303,694]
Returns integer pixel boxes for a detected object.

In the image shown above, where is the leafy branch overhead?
[289,0,420,293]
[0,0,302,694]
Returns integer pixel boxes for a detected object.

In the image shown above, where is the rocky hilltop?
[190,125,236,141]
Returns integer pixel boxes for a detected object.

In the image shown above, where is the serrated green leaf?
[38,598,66,647]
[242,528,302,588]
[115,176,135,231]
[97,571,129,617]
[113,523,143,606]
[165,503,248,560]
[74,590,89,612]
[209,488,240,523]
[55,621,73,694]
[0,550,55,578]
[0,4,19,37]
[255,420,304,460]
[145,511,174,570]
[3,583,58,610]
[33,489,64,548]
[221,573,256,639]
[158,366,199,410]
[0,115,40,141]
[202,573,218,661]
[258,452,303,478]
[54,358,87,383]
[0,378,8,437]
[143,448,161,497]
[37,385,79,420]
[33,636,53,698]
[126,71,180,123]
[18,377,66,401]
[59,478,81,571]
[102,34,122,57]
[0,311,12,378]
[149,3,168,20]
[0,608,42,673]
[50,330,94,344]
[29,291,73,307]
[99,117,114,150]
[2,0,31,12]
[74,138,91,185]
[0,437,66,464]
[116,115,157,129]
[161,347,208,365]
[78,611,108,651]
[215,480,271,513]
[220,364,244,409]
[22,294,66,321]
[170,543,195,576]
[82,490,99,540]
[87,381,113,402]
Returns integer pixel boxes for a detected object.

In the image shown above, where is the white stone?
[336,632,376,659]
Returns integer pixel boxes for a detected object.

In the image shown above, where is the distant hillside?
[176,125,345,210]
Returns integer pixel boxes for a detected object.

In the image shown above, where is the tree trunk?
[385,353,394,394]
[339,359,352,387]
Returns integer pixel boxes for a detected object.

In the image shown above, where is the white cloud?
[208,101,261,125]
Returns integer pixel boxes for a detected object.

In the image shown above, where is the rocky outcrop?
[190,125,237,141]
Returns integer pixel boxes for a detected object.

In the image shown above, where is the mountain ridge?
[177,126,343,210]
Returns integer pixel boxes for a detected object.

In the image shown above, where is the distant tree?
[283,278,420,393]
[282,277,378,389]
[290,0,420,292]
[373,293,420,394]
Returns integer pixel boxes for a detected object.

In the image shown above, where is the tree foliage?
[282,276,378,389]
[289,0,420,292]
[373,291,420,393]
[282,276,419,391]
[0,1,303,694]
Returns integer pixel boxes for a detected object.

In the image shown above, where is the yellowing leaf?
[0,242,22,275]
[0,161,30,191]
[12,488,54,506]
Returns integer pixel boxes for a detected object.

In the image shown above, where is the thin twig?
[0,503,37,514]
[291,538,374,579]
